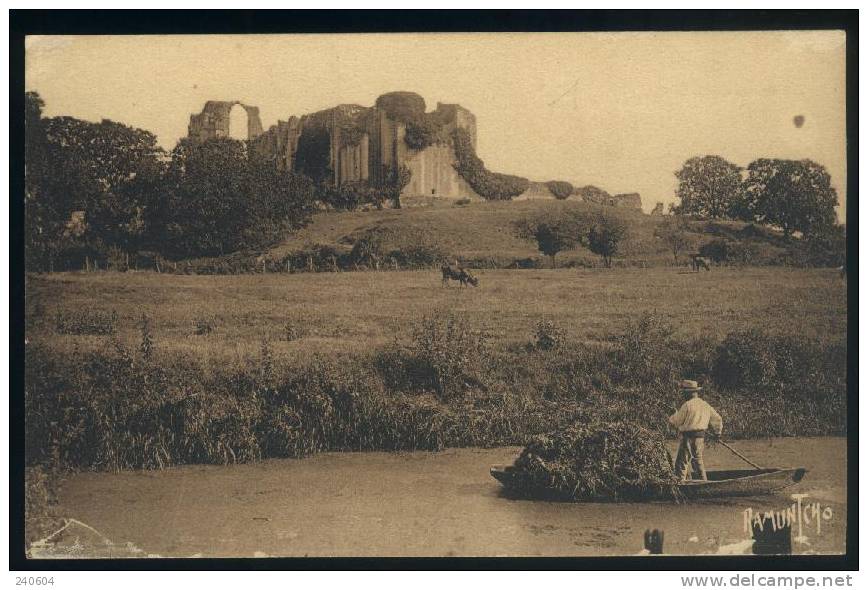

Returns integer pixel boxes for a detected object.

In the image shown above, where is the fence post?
[643,529,664,554]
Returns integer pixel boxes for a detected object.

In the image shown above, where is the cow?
[441,263,479,287]
[691,255,712,272]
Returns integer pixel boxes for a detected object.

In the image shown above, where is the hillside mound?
[266,200,658,267]
[228,201,829,273]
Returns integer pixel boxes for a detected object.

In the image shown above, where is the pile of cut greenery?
[506,421,680,502]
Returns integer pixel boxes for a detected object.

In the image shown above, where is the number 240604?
[16,578,54,586]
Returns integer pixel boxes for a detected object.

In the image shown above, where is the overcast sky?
[25,31,847,216]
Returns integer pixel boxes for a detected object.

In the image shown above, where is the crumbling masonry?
[187,92,482,202]
[187,91,642,209]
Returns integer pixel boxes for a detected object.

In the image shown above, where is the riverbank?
[33,437,846,558]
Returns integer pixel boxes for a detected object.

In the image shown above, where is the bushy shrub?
[389,242,448,269]
[540,345,612,402]
[672,334,718,384]
[712,329,780,390]
[613,313,679,386]
[54,309,117,335]
[404,116,442,151]
[545,180,574,200]
[349,231,388,269]
[317,181,385,211]
[712,329,845,397]
[377,312,488,401]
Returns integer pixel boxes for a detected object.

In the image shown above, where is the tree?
[740,158,838,238]
[514,212,588,268]
[385,165,412,209]
[160,138,315,258]
[654,217,696,264]
[674,155,742,219]
[24,92,52,269]
[588,214,628,268]
[24,97,167,270]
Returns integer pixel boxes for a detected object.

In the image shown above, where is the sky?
[25,32,847,216]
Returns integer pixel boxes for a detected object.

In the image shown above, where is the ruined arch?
[188,100,264,143]
[228,103,250,141]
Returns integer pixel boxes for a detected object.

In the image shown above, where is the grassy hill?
[263,199,794,269]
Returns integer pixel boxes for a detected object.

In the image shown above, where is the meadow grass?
[26,266,847,366]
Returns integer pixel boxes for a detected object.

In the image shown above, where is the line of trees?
[514,211,628,268]
[672,154,839,239]
[23,92,407,272]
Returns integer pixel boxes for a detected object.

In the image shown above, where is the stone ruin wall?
[250,117,302,171]
[188,94,482,200]
[188,101,264,143]
[611,193,643,210]
[580,190,643,210]
[401,144,483,203]
[187,94,644,211]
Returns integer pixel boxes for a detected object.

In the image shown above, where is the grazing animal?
[441,264,479,287]
[692,255,712,272]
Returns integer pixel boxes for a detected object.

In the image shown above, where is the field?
[26,266,847,364]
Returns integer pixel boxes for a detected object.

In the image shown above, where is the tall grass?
[25,311,846,476]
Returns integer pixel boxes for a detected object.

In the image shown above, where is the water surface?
[36,437,846,558]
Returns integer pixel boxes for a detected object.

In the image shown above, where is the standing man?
[668,379,723,481]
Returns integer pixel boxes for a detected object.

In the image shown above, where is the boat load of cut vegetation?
[493,421,680,502]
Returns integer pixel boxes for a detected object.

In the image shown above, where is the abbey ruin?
[187,91,643,209]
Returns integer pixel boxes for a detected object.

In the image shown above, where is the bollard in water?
[644,529,665,554]
[752,516,792,554]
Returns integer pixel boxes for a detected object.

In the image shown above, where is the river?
[33,437,846,558]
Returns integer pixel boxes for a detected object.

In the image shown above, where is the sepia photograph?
[12,12,856,567]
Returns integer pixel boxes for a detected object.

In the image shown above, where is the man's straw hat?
[679,379,702,391]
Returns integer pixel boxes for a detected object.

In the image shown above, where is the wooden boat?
[490,466,807,500]
[676,468,807,499]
